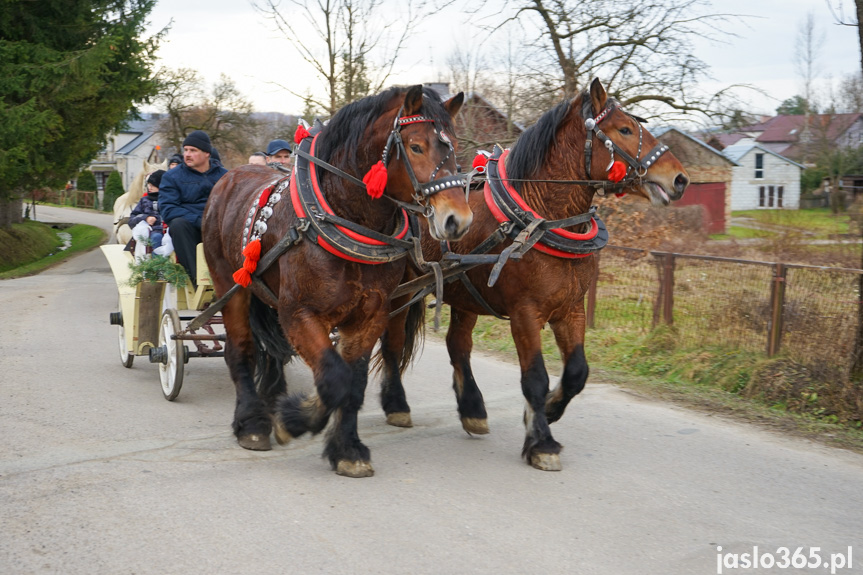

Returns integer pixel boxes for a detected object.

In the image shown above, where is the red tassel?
[294,125,311,144]
[233,267,252,287]
[258,187,272,208]
[363,161,388,199]
[472,153,489,173]
[608,160,627,183]
[233,239,262,287]
[243,238,261,262]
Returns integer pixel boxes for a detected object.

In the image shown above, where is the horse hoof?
[336,460,375,478]
[238,434,272,451]
[530,452,562,471]
[386,412,413,428]
[272,416,293,446]
[462,417,489,435]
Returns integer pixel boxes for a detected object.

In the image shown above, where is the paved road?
[1,208,862,574]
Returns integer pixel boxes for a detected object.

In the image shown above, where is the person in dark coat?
[266,139,292,166]
[128,169,166,247]
[158,130,228,285]
[168,153,184,170]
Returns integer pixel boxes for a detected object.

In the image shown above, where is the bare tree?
[254,0,437,116]
[793,12,825,163]
[836,72,863,113]
[487,0,747,122]
[825,0,863,73]
[826,0,863,378]
[795,11,823,116]
[153,68,260,167]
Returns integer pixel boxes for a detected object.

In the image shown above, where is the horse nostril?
[674,173,689,194]
[445,214,459,236]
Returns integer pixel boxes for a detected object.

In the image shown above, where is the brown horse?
[377,78,689,471]
[202,85,471,477]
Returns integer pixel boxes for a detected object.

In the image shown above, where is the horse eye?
[619,127,633,136]
[410,144,423,154]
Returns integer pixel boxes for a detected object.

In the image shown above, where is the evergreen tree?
[103,170,124,212]
[776,96,814,115]
[76,171,97,192]
[0,0,162,227]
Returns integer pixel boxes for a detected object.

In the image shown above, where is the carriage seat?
[169,243,213,311]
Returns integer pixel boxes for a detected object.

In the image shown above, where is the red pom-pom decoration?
[233,267,252,287]
[472,153,489,173]
[362,160,388,199]
[294,125,311,144]
[608,160,627,183]
[258,187,272,208]
[233,239,262,287]
[243,238,261,263]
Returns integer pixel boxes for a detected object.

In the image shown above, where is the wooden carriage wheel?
[158,308,186,401]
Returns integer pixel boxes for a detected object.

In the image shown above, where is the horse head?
[368,85,473,241]
[583,78,689,205]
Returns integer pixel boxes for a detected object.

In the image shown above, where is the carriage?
[101,242,222,401]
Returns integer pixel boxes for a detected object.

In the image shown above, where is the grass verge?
[732,208,850,237]
[0,221,107,279]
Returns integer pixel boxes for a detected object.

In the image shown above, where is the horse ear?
[404,85,424,115]
[444,92,464,119]
[589,77,607,116]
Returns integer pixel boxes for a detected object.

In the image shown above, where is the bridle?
[379,110,467,215]
[580,93,670,195]
[291,107,468,217]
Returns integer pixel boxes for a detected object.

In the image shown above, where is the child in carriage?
[128,170,166,254]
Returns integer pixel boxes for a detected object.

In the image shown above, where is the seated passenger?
[128,170,166,249]
[158,130,228,285]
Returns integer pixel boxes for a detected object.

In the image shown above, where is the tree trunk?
[854,2,863,378]
[0,196,24,228]
[857,0,863,74]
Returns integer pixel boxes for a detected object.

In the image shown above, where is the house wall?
[729,149,801,210]
[116,140,156,192]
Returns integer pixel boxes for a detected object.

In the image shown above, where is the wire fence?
[588,246,863,383]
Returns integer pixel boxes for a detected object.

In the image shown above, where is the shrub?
[103,170,125,212]
[76,170,97,191]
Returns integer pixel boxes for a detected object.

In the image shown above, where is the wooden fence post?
[652,252,676,327]
[586,252,599,329]
[663,253,676,326]
[767,263,787,357]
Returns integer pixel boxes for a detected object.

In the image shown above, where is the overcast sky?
[142,0,861,120]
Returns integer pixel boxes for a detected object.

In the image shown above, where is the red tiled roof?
[744,113,862,144]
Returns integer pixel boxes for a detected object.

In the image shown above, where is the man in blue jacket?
[159,130,228,285]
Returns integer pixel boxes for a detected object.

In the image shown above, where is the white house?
[86,115,163,199]
[721,143,804,210]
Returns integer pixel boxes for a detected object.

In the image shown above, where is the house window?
[778,186,783,208]
[755,153,764,179]
[759,186,765,207]
[768,185,775,208]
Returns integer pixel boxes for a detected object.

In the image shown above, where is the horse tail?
[372,297,426,376]
[400,297,426,374]
[249,295,295,406]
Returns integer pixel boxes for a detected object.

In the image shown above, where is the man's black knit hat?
[182,130,212,154]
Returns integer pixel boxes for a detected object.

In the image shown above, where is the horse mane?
[315,85,457,175]
[506,99,575,190]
